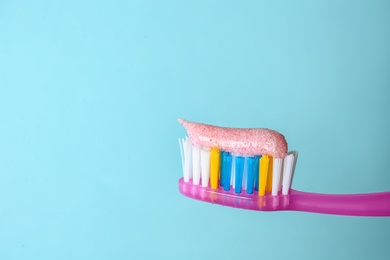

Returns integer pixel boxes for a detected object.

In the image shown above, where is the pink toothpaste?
[178,118,287,158]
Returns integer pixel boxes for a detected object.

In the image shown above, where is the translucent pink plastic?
[178,178,390,216]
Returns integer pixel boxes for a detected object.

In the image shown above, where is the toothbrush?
[178,118,390,217]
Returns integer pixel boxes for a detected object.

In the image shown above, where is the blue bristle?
[234,156,245,193]
[219,151,262,193]
[254,156,261,191]
[220,151,225,186]
[221,152,232,191]
[246,157,257,194]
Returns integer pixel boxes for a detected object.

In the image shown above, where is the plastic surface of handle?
[288,189,390,216]
[178,178,390,216]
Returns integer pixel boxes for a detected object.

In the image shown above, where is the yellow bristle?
[266,156,273,193]
[210,148,220,190]
[259,155,269,196]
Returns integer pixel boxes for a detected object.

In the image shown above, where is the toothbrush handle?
[289,189,390,216]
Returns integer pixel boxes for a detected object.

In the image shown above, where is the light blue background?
[1,1,389,259]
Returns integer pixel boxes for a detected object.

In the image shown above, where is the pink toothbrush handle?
[289,189,390,216]
[178,178,390,216]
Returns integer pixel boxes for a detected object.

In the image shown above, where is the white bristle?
[291,151,299,187]
[200,148,210,187]
[180,137,193,182]
[192,146,201,185]
[278,160,284,192]
[282,152,296,195]
[178,138,185,175]
[271,158,283,196]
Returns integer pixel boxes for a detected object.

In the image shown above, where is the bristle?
[254,156,260,191]
[178,138,185,174]
[221,152,232,191]
[200,149,210,187]
[259,156,269,196]
[234,156,245,193]
[266,157,273,193]
[210,148,220,189]
[230,155,236,189]
[192,146,201,185]
[246,157,257,194]
[179,137,193,182]
[291,151,299,185]
[271,158,283,196]
[242,157,248,191]
[282,152,297,195]
[179,137,298,196]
